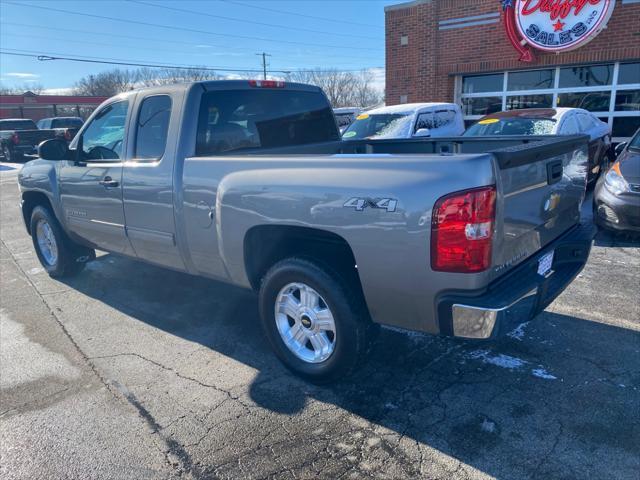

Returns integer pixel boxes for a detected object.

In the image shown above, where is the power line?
[4,2,381,51]
[0,31,374,66]
[0,49,382,74]
[220,0,384,29]
[0,21,383,62]
[0,49,286,73]
[129,0,380,40]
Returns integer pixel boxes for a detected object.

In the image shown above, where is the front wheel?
[30,206,94,277]
[259,257,373,383]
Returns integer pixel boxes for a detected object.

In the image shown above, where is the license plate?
[537,250,554,277]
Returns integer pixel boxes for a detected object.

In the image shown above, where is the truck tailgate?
[490,136,589,279]
[14,129,56,147]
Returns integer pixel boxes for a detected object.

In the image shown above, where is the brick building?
[385,0,640,141]
[0,92,107,121]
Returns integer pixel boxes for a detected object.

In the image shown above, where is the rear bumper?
[436,222,596,339]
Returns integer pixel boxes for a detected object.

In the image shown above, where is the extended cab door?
[121,92,186,271]
[59,99,134,255]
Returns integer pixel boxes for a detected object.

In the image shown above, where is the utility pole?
[256,52,271,80]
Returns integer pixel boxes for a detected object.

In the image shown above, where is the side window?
[135,95,172,160]
[81,101,129,161]
[415,110,456,131]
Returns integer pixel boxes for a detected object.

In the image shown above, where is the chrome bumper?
[451,288,538,339]
[437,222,596,340]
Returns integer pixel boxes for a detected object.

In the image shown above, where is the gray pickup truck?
[19,80,595,381]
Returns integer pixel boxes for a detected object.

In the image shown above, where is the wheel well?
[21,191,53,234]
[244,225,364,294]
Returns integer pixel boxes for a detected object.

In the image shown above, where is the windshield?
[628,129,640,150]
[464,117,556,136]
[51,118,83,129]
[342,113,413,140]
[335,114,355,129]
[0,120,37,131]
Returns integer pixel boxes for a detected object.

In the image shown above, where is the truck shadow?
[58,252,640,479]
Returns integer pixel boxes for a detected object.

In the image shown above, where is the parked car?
[333,107,362,133]
[464,108,612,183]
[342,103,465,140]
[19,80,594,382]
[37,116,84,142]
[0,118,57,162]
[593,128,640,233]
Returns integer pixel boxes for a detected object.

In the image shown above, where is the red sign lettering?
[521,0,602,20]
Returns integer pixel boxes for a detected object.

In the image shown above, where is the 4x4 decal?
[343,197,398,213]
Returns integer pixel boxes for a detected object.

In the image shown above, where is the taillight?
[64,129,72,141]
[431,185,496,273]
[248,80,285,88]
[11,132,19,145]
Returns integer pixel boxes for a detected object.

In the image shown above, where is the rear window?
[342,113,413,140]
[51,118,83,129]
[0,120,37,131]
[464,117,556,136]
[195,89,339,156]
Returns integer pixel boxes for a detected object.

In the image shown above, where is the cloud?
[41,87,74,95]
[5,72,40,79]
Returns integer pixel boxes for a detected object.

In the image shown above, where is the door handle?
[99,176,120,188]
[546,161,563,185]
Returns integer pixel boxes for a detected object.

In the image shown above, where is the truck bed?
[182,134,589,333]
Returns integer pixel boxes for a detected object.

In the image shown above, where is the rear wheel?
[30,206,94,277]
[259,257,372,383]
[2,145,17,162]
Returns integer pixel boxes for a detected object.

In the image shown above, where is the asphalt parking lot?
[1,162,639,480]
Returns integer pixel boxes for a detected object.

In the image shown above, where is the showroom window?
[459,62,640,141]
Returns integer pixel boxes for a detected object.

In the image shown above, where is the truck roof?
[124,79,325,96]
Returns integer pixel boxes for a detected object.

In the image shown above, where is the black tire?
[259,257,373,383]
[2,145,16,162]
[30,205,94,277]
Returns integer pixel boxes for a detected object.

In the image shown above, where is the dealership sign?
[502,0,615,61]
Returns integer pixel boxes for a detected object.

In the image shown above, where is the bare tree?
[72,67,222,95]
[0,83,44,95]
[286,68,382,108]
[73,69,138,96]
[136,67,221,87]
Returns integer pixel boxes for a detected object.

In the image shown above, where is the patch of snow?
[467,350,527,370]
[507,321,529,341]
[480,419,496,433]
[28,267,43,275]
[531,368,557,380]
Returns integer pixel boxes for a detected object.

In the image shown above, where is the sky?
[0,0,398,93]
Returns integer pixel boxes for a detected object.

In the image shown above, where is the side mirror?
[38,138,69,161]
[414,128,431,137]
[614,142,627,157]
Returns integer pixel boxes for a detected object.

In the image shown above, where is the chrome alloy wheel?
[274,282,337,364]
[36,219,59,266]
